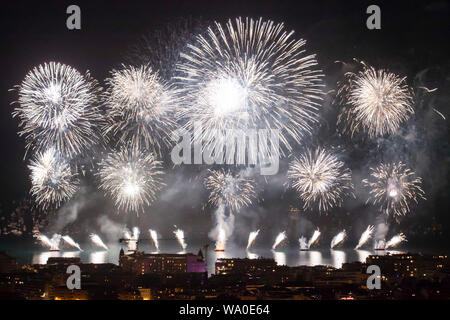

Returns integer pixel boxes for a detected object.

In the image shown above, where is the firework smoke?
[247,229,260,249]
[62,235,82,251]
[287,148,353,212]
[28,148,79,209]
[363,162,425,216]
[386,233,407,249]
[176,17,324,157]
[98,148,164,213]
[330,230,346,249]
[173,227,187,251]
[103,65,177,156]
[13,62,103,157]
[355,225,375,249]
[272,231,287,250]
[149,229,159,251]
[89,234,108,250]
[337,62,414,138]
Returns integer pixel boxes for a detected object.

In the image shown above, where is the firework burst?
[204,169,257,213]
[337,62,414,138]
[28,148,79,208]
[363,162,425,216]
[102,65,177,155]
[176,17,324,156]
[13,62,103,158]
[98,148,164,213]
[287,148,353,212]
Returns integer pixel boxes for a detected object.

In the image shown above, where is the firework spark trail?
[173,227,187,251]
[62,235,82,251]
[215,227,226,251]
[35,233,61,250]
[176,17,324,159]
[331,230,346,249]
[98,148,164,213]
[205,169,256,251]
[247,229,260,249]
[149,229,159,251]
[272,231,287,250]
[337,62,414,138]
[363,162,425,216]
[102,65,178,156]
[89,234,108,250]
[13,62,103,158]
[287,148,353,212]
[386,233,407,249]
[308,229,321,248]
[28,148,79,209]
[355,225,375,249]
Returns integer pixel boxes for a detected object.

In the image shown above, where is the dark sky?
[0,0,449,247]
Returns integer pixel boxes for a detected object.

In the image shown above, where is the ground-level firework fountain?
[272,231,287,250]
[35,233,61,251]
[247,229,260,249]
[173,227,187,251]
[90,234,108,250]
[149,229,159,252]
[386,233,407,249]
[62,235,82,251]
[123,227,140,252]
[374,233,407,250]
[331,230,346,249]
[299,228,321,251]
[355,225,374,250]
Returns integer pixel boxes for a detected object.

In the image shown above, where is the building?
[366,253,450,279]
[0,252,18,273]
[119,249,207,275]
[215,258,277,275]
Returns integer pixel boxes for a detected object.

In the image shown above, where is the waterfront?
[0,240,432,276]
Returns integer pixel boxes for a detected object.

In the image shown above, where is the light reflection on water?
[3,241,409,276]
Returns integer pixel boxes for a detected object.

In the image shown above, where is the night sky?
[0,0,449,248]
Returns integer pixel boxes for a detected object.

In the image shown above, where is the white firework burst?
[98,148,164,213]
[204,169,257,213]
[14,62,103,158]
[102,65,177,155]
[287,148,353,212]
[28,148,79,208]
[337,62,414,138]
[176,17,324,157]
[363,162,425,216]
